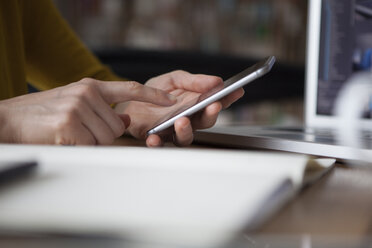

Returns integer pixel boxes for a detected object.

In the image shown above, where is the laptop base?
[195,126,372,163]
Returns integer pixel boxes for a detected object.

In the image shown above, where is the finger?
[96,80,177,106]
[220,88,245,109]
[174,117,194,146]
[170,71,223,93]
[192,102,222,129]
[146,134,164,147]
[76,101,117,145]
[85,92,126,138]
[118,114,131,129]
[74,123,97,145]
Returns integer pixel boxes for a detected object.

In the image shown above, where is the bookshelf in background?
[53,0,307,65]
[53,0,307,125]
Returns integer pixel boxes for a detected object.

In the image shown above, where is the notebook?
[0,145,334,247]
[195,0,372,162]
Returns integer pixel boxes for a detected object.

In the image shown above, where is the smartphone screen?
[147,56,275,135]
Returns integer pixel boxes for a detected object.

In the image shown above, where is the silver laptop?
[195,0,372,162]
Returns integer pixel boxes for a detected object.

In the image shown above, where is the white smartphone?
[147,56,276,136]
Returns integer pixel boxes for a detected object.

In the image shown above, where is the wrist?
[0,104,6,142]
[0,102,13,143]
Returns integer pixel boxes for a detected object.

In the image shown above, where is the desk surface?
[259,165,372,236]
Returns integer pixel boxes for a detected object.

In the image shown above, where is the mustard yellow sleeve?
[20,0,124,91]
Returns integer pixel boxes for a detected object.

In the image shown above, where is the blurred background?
[53,0,308,126]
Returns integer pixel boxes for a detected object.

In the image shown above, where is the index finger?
[97,81,176,105]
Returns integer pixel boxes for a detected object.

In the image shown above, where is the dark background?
[54,0,308,125]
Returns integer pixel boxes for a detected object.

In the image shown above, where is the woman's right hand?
[0,78,176,145]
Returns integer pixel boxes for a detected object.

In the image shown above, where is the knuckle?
[74,82,97,98]
[126,81,141,91]
[55,135,76,146]
[79,77,95,84]
[53,115,82,146]
[55,107,80,133]
[172,70,186,75]
[125,81,143,98]
[55,136,69,145]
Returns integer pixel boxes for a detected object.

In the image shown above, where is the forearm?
[0,102,12,143]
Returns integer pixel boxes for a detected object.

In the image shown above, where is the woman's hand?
[119,70,245,147]
[0,78,176,145]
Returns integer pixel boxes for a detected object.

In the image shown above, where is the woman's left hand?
[118,70,244,147]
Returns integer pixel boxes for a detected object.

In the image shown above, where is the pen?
[0,160,38,185]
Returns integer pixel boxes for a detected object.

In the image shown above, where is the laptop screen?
[316,0,372,117]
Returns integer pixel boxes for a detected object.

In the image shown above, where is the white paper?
[0,145,334,246]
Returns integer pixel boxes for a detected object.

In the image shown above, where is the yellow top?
[0,0,121,100]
